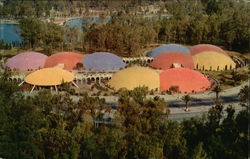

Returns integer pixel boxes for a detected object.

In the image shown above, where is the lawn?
[201,66,249,90]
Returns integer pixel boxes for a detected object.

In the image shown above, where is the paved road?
[95,81,248,120]
[23,81,249,121]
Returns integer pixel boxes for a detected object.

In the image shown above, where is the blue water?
[0,16,110,46]
[0,23,23,45]
[65,16,111,32]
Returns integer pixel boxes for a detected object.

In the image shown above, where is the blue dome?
[83,52,126,71]
[147,44,190,57]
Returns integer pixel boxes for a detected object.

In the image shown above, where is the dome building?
[83,52,126,71]
[160,68,211,93]
[192,51,236,71]
[44,52,84,70]
[24,68,75,86]
[190,44,228,56]
[5,51,47,71]
[108,66,160,90]
[147,44,190,57]
[150,52,194,70]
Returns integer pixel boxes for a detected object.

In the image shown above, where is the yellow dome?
[108,66,160,90]
[193,51,236,71]
[24,68,74,86]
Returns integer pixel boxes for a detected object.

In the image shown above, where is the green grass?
[227,50,250,61]
[0,48,26,57]
[201,66,249,90]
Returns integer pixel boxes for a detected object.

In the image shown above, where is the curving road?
[99,81,249,121]
[23,81,249,121]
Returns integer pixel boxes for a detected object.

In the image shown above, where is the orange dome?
[160,68,211,93]
[150,52,194,69]
[44,52,84,70]
[24,68,74,86]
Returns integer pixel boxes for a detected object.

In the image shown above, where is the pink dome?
[5,51,48,71]
[190,44,228,56]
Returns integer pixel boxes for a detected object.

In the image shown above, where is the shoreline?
[0,20,19,24]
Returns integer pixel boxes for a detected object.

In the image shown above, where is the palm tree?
[238,85,249,108]
[182,95,192,111]
[212,85,222,103]
[231,70,241,86]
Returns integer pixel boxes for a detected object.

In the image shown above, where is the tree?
[19,18,65,53]
[191,142,210,159]
[43,22,65,54]
[211,85,222,106]
[116,87,169,159]
[182,95,192,111]
[238,85,249,108]
[162,121,188,159]
[231,70,241,86]
[84,15,157,56]
[129,86,148,105]
[169,86,180,94]
[19,18,44,49]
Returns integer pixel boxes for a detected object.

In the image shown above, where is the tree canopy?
[0,71,249,159]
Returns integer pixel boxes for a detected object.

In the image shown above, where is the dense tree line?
[19,18,65,54]
[0,71,249,159]
[0,0,76,18]
[84,15,157,56]
[163,0,249,51]
[84,0,249,54]
[3,0,245,57]
[15,0,249,55]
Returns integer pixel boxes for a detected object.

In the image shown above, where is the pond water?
[0,16,111,46]
[64,16,111,31]
[0,23,23,46]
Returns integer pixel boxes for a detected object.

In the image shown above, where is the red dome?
[160,68,211,93]
[150,52,194,69]
[44,52,84,70]
[190,44,228,56]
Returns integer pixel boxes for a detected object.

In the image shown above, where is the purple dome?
[5,51,48,71]
[147,44,190,57]
[83,52,125,71]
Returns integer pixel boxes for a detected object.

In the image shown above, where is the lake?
[0,23,23,46]
[64,16,111,31]
[0,16,111,46]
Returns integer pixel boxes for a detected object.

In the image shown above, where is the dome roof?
[193,51,236,71]
[160,68,211,93]
[83,52,125,71]
[108,66,160,90]
[190,44,228,56]
[24,68,74,86]
[44,52,84,70]
[5,51,47,71]
[147,44,190,57]
[150,52,194,69]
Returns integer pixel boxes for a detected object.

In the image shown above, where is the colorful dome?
[193,51,236,71]
[44,52,84,70]
[5,51,47,71]
[24,68,74,86]
[190,44,228,56]
[160,68,211,93]
[83,52,125,71]
[150,52,194,70]
[108,66,160,90]
[147,44,190,57]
